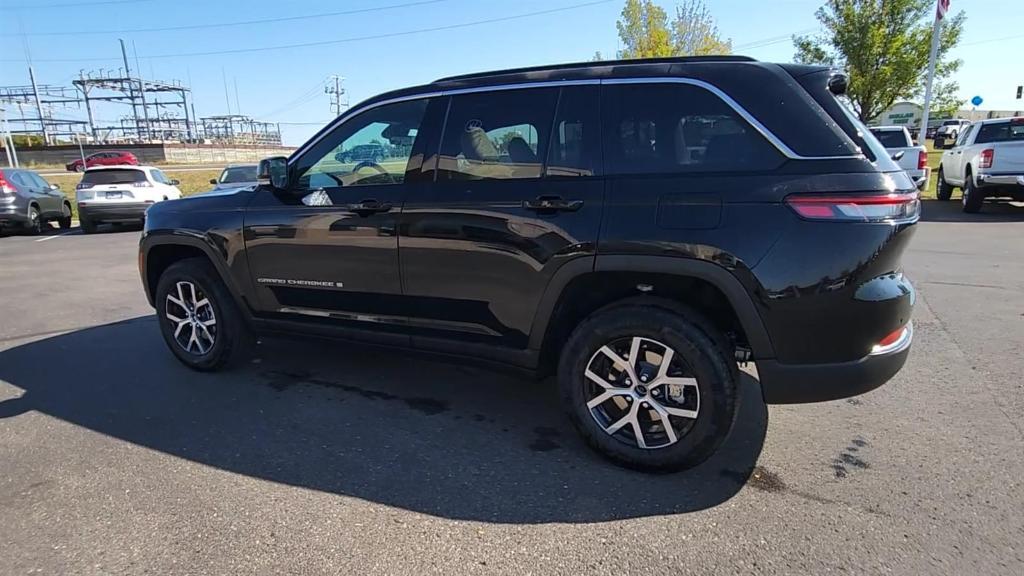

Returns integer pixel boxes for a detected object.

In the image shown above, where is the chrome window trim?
[289,76,863,165]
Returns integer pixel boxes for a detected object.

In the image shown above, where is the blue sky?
[1,0,1021,145]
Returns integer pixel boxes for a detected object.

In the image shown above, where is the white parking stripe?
[35,231,76,242]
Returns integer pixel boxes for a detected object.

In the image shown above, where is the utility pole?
[1,107,19,167]
[918,0,949,145]
[120,38,144,142]
[326,75,346,116]
[27,66,50,145]
[79,70,98,141]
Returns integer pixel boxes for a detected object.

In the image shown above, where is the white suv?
[76,166,182,233]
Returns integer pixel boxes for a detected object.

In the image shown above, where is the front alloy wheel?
[585,336,699,449]
[165,280,217,355]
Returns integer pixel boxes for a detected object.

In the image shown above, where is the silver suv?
[0,168,73,235]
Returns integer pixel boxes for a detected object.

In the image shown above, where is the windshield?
[870,129,911,148]
[219,166,258,184]
[974,121,1024,144]
[82,169,146,184]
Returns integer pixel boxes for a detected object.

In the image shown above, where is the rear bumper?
[0,204,29,226]
[976,173,1024,187]
[78,201,150,222]
[758,323,913,404]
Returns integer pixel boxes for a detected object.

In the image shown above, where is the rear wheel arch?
[531,255,774,374]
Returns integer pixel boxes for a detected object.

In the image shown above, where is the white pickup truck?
[937,116,1024,213]
[870,126,929,190]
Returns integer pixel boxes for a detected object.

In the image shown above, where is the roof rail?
[434,55,757,83]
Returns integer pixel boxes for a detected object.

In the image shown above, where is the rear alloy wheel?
[936,167,954,201]
[26,207,42,235]
[155,257,249,371]
[962,171,984,213]
[559,303,737,471]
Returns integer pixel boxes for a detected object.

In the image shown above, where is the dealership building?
[874,101,1023,129]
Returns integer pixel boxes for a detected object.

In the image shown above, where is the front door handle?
[346,199,393,216]
[523,195,583,213]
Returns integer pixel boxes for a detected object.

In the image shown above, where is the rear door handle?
[346,199,393,216]
[523,195,583,213]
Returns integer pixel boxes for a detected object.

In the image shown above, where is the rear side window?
[546,85,602,177]
[437,88,557,181]
[975,121,1024,144]
[870,129,911,148]
[81,169,146,185]
[602,83,784,176]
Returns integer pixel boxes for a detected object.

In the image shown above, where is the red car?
[65,151,139,172]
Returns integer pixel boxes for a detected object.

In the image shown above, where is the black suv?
[139,57,917,471]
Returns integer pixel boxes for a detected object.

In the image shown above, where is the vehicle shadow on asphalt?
[920,199,1024,223]
[0,316,768,524]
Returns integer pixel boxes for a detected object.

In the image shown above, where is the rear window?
[974,121,1024,144]
[81,169,146,185]
[870,129,911,148]
[220,166,257,184]
[602,83,784,175]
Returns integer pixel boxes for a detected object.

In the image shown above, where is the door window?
[603,83,784,175]
[8,171,31,188]
[29,173,51,189]
[151,169,169,184]
[954,125,974,147]
[294,99,428,190]
[546,85,602,177]
[437,88,558,181]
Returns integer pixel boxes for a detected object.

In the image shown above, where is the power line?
[0,0,614,63]
[1,0,154,10]
[17,0,449,36]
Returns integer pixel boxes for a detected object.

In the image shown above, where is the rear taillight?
[979,148,994,169]
[0,173,14,194]
[917,150,928,170]
[76,182,93,190]
[786,192,920,222]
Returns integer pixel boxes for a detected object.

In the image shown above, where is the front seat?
[506,136,538,164]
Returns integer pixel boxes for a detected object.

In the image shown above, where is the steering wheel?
[351,160,395,183]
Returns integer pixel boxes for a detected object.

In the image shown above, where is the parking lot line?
[34,231,77,242]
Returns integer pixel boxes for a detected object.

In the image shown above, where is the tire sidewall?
[558,305,736,471]
[27,207,42,235]
[155,260,236,371]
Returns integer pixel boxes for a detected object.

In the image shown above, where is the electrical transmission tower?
[325,76,347,116]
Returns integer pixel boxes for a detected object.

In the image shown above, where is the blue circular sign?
[971,95,983,106]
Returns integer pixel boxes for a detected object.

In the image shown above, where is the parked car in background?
[0,168,73,235]
[65,151,139,172]
[334,143,387,164]
[870,126,929,190]
[139,57,918,472]
[76,166,181,233]
[209,164,259,191]
[933,119,971,149]
[937,116,1024,212]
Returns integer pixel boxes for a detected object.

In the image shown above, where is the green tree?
[616,0,673,58]
[793,0,965,123]
[615,0,730,59]
[672,0,732,56]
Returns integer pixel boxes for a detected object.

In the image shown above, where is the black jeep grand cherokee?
[139,57,917,471]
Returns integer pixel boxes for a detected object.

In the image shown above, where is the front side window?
[955,125,974,147]
[150,170,168,184]
[437,88,558,181]
[295,98,428,190]
[603,83,784,175]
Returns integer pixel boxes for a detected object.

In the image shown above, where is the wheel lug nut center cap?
[635,384,648,396]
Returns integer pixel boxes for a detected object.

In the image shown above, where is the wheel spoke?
[628,336,642,371]
[167,294,185,309]
[188,282,198,309]
[197,323,215,347]
[165,312,185,323]
[662,404,699,420]
[648,400,678,445]
[598,345,637,381]
[176,282,187,309]
[604,403,635,435]
[194,297,211,313]
[200,318,217,327]
[585,368,614,389]
[172,320,187,339]
[587,388,630,409]
[656,346,674,379]
[630,414,647,449]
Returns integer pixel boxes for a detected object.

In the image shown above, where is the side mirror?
[49,183,61,191]
[209,178,217,185]
[170,179,181,186]
[891,150,905,161]
[258,156,289,189]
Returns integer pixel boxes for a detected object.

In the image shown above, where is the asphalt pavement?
[1,201,1022,575]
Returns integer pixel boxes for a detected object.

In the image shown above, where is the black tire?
[26,206,42,235]
[936,167,954,201]
[154,257,250,371]
[557,301,738,472]
[58,203,72,229]
[80,215,97,234]
[962,169,984,213]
